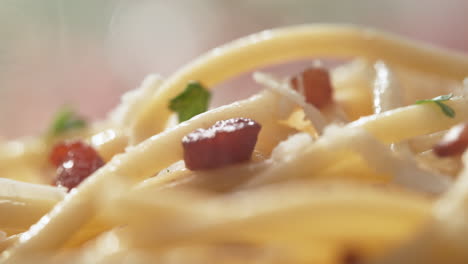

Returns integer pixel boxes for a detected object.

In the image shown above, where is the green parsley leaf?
[435,101,456,118]
[49,107,87,136]
[169,81,211,122]
[415,93,455,118]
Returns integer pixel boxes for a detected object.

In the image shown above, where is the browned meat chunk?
[50,140,104,190]
[433,122,468,157]
[182,118,261,170]
[290,66,333,109]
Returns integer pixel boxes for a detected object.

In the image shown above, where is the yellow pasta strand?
[130,24,468,142]
[0,91,290,262]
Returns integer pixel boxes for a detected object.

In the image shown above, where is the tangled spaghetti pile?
[2,24,468,264]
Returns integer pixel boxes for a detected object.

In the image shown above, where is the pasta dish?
[2,24,468,263]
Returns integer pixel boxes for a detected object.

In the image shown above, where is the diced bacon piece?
[290,66,333,108]
[433,122,468,157]
[50,141,95,167]
[50,140,104,190]
[50,142,72,167]
[182,118,261,170]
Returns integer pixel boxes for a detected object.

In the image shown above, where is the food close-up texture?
[2,1,468,264]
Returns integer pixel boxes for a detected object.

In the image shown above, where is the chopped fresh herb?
[434,101,456,117]
[49,107,87,136]
[416,93,453,103]
[415,93,455,118]
[169,81,211,122]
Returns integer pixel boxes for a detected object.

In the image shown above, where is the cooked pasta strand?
[130,24,468,142]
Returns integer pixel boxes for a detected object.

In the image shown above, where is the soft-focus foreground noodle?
[1,24,468,264]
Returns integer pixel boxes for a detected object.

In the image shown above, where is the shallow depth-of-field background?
[1,0,467,138]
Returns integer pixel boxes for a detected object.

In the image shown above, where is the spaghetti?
[1,24,468,264]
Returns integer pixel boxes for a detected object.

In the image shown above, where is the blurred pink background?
[1,0,468,138]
